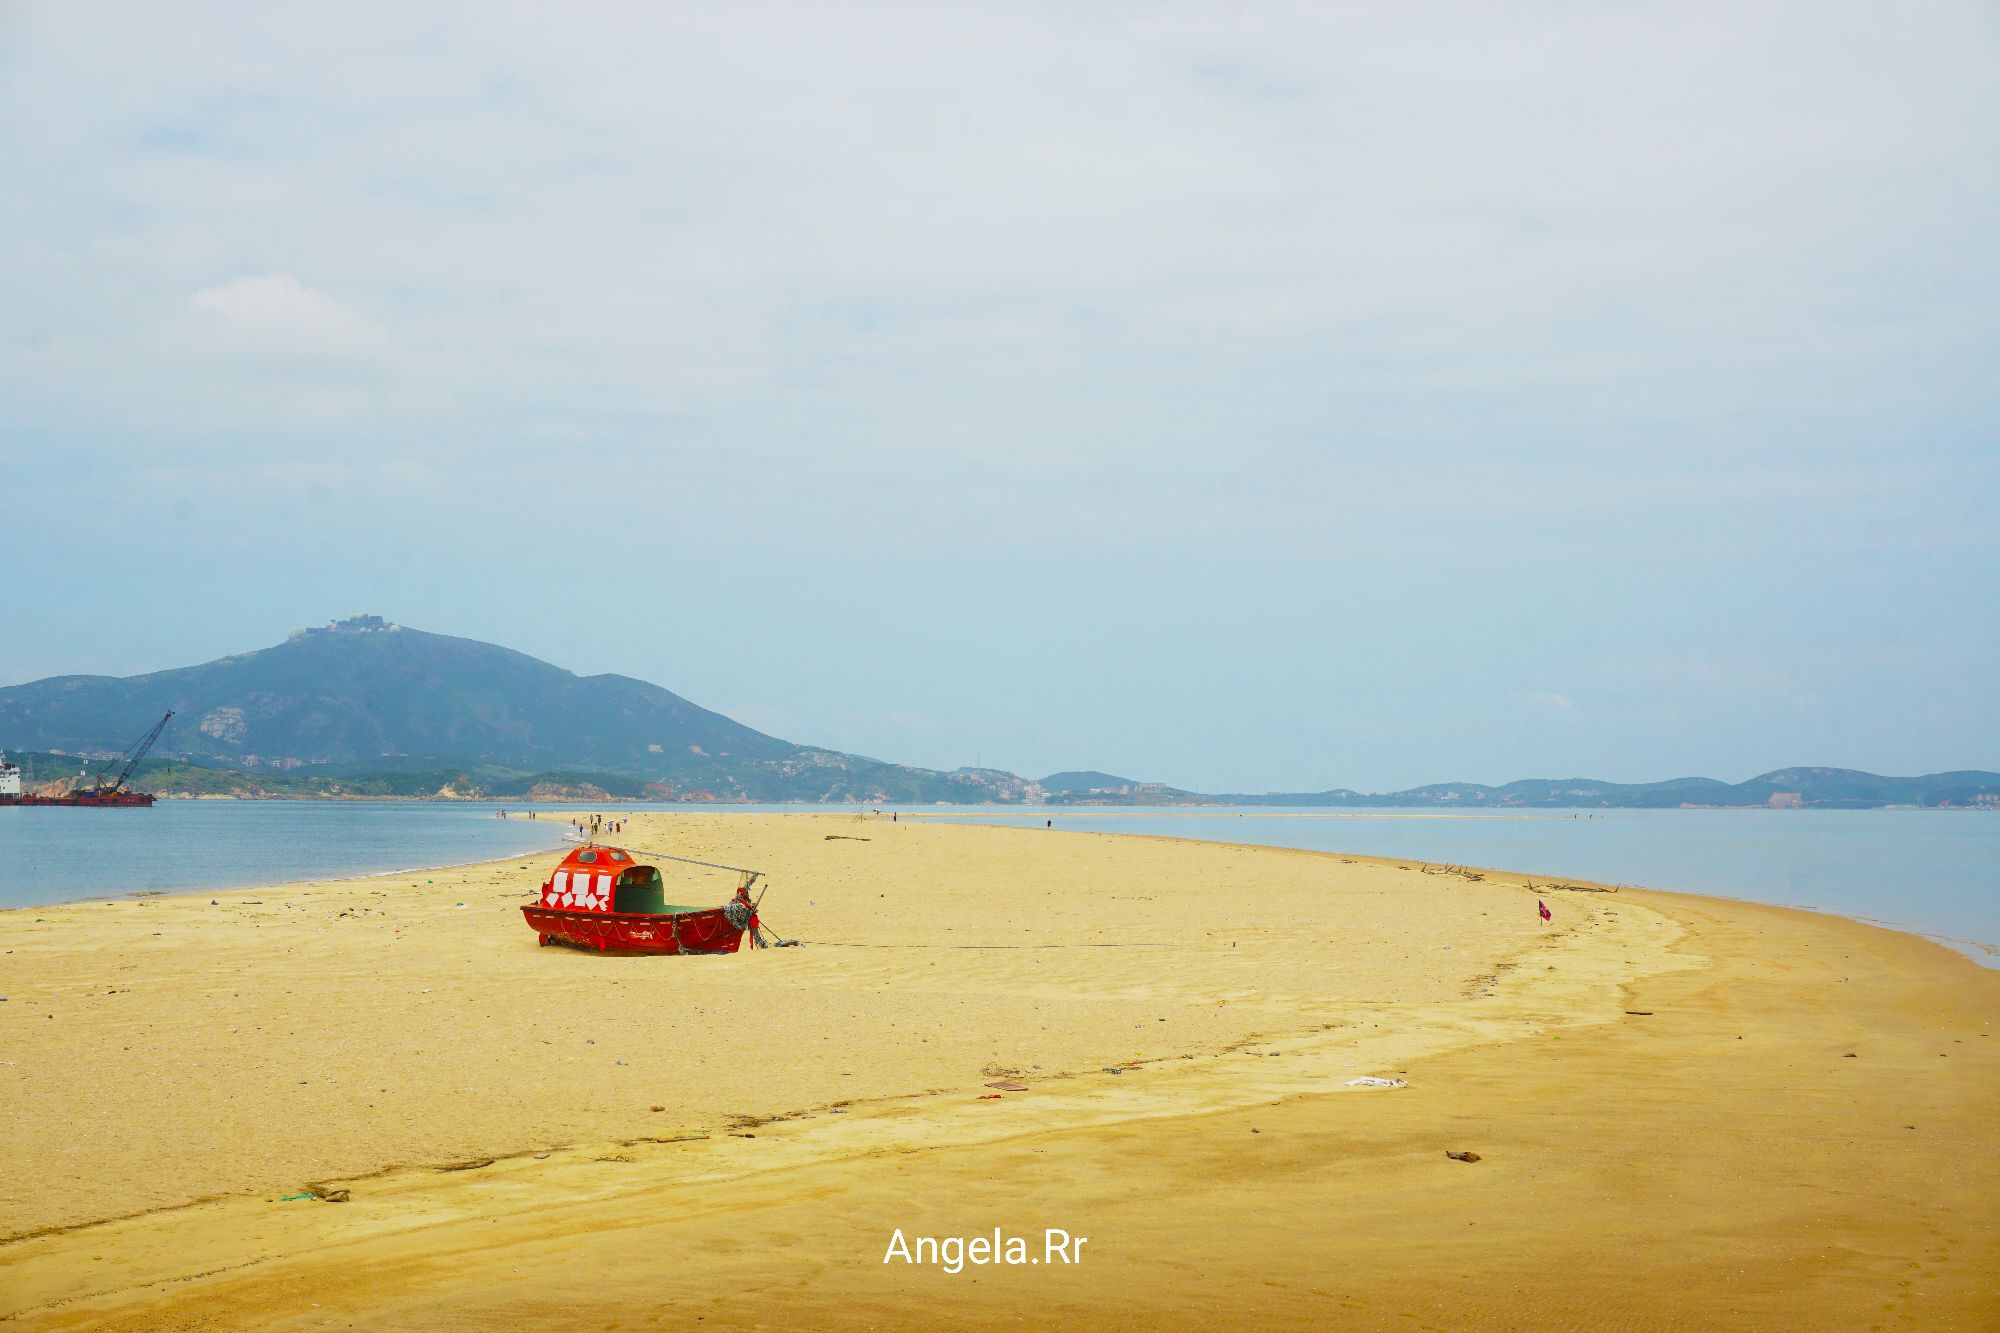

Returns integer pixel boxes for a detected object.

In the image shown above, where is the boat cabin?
[538,845,682,915]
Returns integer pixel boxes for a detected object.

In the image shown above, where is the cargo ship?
[0,712,172,808]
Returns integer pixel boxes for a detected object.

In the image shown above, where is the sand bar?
[1,812,1993,1329]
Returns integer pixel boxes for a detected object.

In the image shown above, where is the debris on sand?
[1446,1151,1481,1163]
[1345,1076,1408,1089]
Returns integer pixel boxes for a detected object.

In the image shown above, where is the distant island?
[2,615,1994,809]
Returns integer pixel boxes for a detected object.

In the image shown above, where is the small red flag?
[1538,899,1552,922]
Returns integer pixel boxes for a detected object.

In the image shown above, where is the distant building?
[1768,791,1804,809]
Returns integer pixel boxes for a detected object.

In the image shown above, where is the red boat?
[522,843,779,955]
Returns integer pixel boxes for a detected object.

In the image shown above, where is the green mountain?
[0,616,1020,803]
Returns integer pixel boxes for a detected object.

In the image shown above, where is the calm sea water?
[3,801,1993,967]
[956,807,2000,967]
[0,801,841,909]
[0,801,581,907]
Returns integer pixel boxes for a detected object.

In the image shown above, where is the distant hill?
[3,617,1992,808]
[0,616,1024,804]
[1039,771,1140,795]
[1210,769,2000,810]
[1037,770,1205,805]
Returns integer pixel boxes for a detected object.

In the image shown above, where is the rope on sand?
[789,940,1174,950]
[564,833,765,884]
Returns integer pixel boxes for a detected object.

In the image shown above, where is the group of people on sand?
[496,808,627,837]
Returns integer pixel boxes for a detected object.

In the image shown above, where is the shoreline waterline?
[4,800,1993,965]
[951,805,2000,968]
[10,801,1989,969]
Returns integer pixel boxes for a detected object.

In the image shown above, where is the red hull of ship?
[0,792,156,807]
[523,904,748,955]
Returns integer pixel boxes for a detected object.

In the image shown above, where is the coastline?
[2,812,1993,1328]
[988,819,2000,970]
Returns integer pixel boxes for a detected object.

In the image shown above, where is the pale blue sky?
[2,3,1995,791]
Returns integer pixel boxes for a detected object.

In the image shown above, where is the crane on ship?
[84,711,174,798]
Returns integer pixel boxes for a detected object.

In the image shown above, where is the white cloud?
[1517,691,1579,715]
[188,274,389,360]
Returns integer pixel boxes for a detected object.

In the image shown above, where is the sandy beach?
[1,812,1994,1329]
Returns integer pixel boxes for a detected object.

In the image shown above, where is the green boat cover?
[608,865,709,916]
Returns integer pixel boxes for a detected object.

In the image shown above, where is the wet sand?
[1,812,1994,1329]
